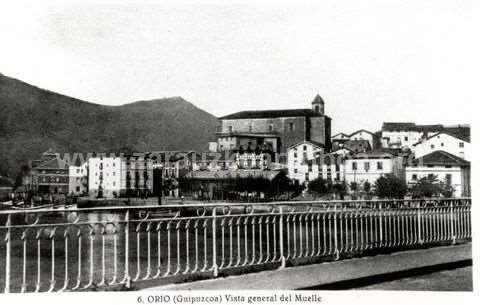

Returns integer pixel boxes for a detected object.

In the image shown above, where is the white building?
[344,151,404,190]
[405,151,470,197]
[88,157,122,198]
[412,131,470,161]
[68,161,88,195]
[380,122,443,149]
[349,129,377,149]
[287,141,324,185]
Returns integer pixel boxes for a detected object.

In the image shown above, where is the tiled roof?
[349,129,376,136]
[288,140,324,150]
[33,157,69,170]
[184,170,282,180]
[348,150,394,159]
[442,126,470,142]
[412,126,471,146]
[413,150,470,167]
[382,122,443,132]
[219,109,324,119]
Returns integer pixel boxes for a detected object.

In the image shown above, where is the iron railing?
[0,198,471,292]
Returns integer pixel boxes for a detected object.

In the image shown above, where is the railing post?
[379,203,383,247]
[450,201,456,245]
[124,210,131,288]
[212,207,218,277]
[333,204,339,260]
[417,203,423,245]
[279,206,286,269]
[4,213,11,293]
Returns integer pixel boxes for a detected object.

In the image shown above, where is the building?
[412,128,470,161]
[31,155,70,194]
[287,141,324,185]
[343,139,372,153]
[349,129,377,149]
[215,94,332,162]
[331,132,350,148]
[405,150,470,197]
[344,151,404,190]
[88,156,122,198]
[68,161,88,195]
[180,169,283,200]
[380,122,444,149]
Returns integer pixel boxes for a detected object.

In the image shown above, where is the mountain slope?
[0,73,218,178]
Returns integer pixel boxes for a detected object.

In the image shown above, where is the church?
[212,95,332,163]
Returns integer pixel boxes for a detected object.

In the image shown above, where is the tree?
[332,181,347,200]
[308,177,328,197]
[410,176,454,198]
[374,174,407,199]
[363,181,371,194]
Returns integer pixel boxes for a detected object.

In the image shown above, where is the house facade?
[405,151,470,197]
[88,157,122,198]
[68,162,88,195]
[287,141,324,185]
[31,156,70,194]
[412,131,470,161]
[380,122,443,149]
[344,151,404,189]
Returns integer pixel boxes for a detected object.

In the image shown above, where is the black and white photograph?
[0,0,477,303]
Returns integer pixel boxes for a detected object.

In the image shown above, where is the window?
[352,162,357,170]
[113,182,116,187]
[294,152,298,158]
[428,174,435,180]
[459,142,464,148]
[76,169,80,174]
[303,145,307,151]
[228,126,233,133]
[446,174,452,185]
[113,172,115,176]
[289,122,295,131]
[76,186,80,192]
[364,162,370,171]
[412,174,417,180]
[268,124,274,132]
[305,173,309,181]
[404,136,408,141]
[249,125,253,132]
[441,143,444,147]
[294,169,298,174]
[430,144,435,149]
[308,163,312,172]
[377,162,383,170]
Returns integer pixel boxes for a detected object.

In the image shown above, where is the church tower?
[311,94,325,115]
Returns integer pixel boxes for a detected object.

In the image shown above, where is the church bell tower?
[311,94,324,115]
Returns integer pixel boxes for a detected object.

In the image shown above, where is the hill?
[0,73,218,179]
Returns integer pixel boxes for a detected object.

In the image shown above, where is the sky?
[0,0,479,134]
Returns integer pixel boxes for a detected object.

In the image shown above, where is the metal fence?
[0,198,471,293]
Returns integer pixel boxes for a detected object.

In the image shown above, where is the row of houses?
[289,123,471,197]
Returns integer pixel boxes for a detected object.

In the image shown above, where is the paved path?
[142,243,471,291]
[358,266,472,291]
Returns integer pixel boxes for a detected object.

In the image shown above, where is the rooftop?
[412,150,470,167]
[219,108,325,120]
[382,122,444,132]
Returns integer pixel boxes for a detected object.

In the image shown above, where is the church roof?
[219,108,324,120]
